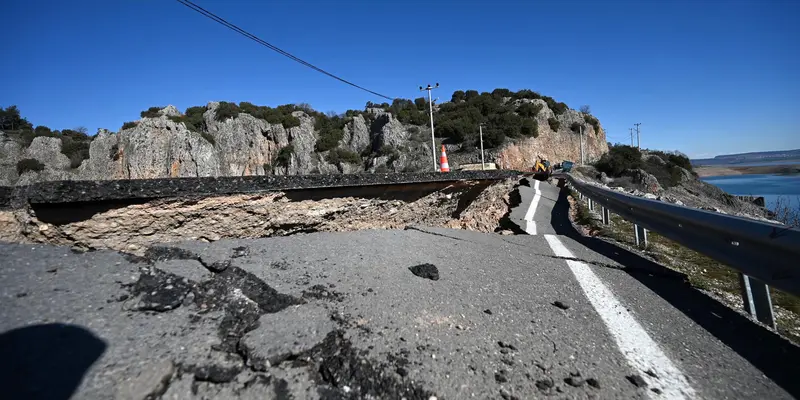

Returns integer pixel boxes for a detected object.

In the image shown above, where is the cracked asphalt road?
[2,178,799,399]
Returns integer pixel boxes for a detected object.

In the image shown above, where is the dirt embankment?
[0,179,521,255]
[694,164,800,177]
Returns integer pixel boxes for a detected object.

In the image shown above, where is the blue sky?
[6,0,799,158]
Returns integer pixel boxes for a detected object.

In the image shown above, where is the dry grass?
[567,189,800,344]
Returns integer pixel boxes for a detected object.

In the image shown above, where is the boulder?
[624,168,663,194]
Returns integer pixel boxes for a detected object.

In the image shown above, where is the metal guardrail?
[564,174,800,328]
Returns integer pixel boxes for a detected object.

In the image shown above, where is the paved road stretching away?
[2,178,799,399]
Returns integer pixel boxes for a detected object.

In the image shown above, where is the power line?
[175,0,395,101]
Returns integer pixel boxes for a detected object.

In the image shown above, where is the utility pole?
[419,83,439,171]
[629,128,634,146]
[579,125,585,164]
[634,123,641,149]
[479,124,486,170]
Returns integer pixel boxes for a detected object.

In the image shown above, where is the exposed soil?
[0,179,520,254]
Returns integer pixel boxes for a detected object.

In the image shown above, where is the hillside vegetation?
[1,105,93,168]
[595,144,695,188]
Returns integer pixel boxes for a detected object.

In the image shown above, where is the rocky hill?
[0,89,607,185]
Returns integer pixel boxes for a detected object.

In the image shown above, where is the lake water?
[702,174,800,210]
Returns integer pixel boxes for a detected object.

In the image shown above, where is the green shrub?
[275,145,294,167]
[121,121,138,130]
[215,102,240,121]
[548,117,560,131]
[200,132,215,145]
[551,102,568,115]
[517,102,542,117]
[521,119,539,137]
[668,153,693,172]
[595,145,643,176]
[326,147,361,165]
[140,107,162,118]
[584,114,600,133]
[16,158,44,174]
[283,114,301,128]
[314,115,346,152]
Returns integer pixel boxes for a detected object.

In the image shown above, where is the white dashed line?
[543,234,697,399]
[523,180,541,235]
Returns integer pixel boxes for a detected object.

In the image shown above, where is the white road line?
[543,234,697,399]
[523,180,541,235]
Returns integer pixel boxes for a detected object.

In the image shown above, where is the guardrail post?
[601,206,610,225]
[738,273,776,328]
[634,224,648,248]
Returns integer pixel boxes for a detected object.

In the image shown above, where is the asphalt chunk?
[231,246,250,258]
[302,284,345,303]
[495,370,509,383]
[500,388,520,400]
[144,245,198,263]
[129,268,192,312]
[498,341,518,351]
[297,330,437,399]
[536,378,554,391]
[564,376,585,387]
[409,263,440,281]
[214,267,305,313]
[552,300,570,310]
[626,374,648,388]
[587,378,601,389]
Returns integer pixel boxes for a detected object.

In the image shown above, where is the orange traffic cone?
[439,145,450,172]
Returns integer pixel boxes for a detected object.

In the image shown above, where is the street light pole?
[420,83,439,171]
[479,124,485,170]
[579,125,585,164]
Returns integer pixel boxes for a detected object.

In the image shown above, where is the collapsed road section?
[0,171,523,254]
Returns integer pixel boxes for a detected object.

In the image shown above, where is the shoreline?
[694,164,800,178]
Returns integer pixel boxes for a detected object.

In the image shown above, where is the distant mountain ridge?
[692,149,800,166]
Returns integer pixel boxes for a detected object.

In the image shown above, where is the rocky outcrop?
[0,132,23,185]
[0,97,607,184]
[495,100,607,170]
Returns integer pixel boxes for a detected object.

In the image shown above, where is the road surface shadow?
[0,323,107,400]
[549,179,800,397]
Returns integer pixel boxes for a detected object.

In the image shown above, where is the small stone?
[429,397,438,400]
[645,369,658,378]
[586,378,601,389]
[552,301,570,310]
[626,374,648,388]
[456,325,464,330]
[15,292,28,298]
[367,288,374,292]
[484,309,493,315]
[343,385,351,393]
[501,358,514,366]
[651,388,662,394]
[396,367,408,377]
[495,371,508,383]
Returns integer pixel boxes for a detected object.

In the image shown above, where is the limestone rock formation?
[0,94,608,184]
